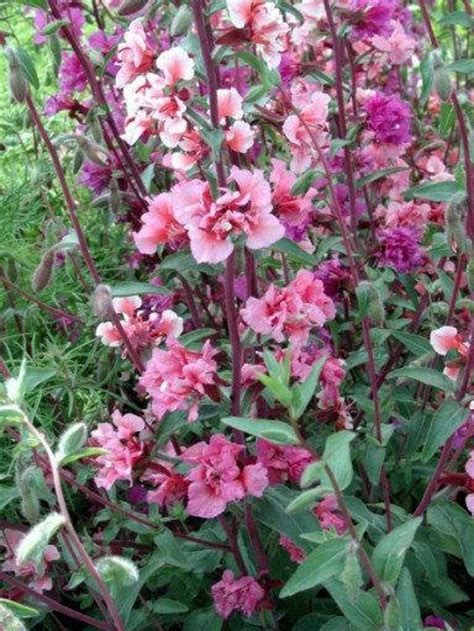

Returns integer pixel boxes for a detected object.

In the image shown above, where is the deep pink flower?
[133,192,188,254]
[376,227,423,273]
[314,495,349,535]
[211,570,265,619]
[181,434,268,518]
[348,0,395,38]
[279,535,306,563]
[139,340,218,421]
[59,52,88,95]
[256,439,313,484]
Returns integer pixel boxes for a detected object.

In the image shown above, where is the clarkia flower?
[211,570,265,619]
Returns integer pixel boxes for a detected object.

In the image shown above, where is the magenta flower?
[364,92,411,145]
[313,495,349,535]
[348,0,395,38]
[256,439,313,485]
[376,227,424,273]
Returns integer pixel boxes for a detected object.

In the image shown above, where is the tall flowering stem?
[13,407,125,631]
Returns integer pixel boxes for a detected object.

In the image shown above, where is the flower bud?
[73,146,85,174]
[117,0,149,16]
[447,192,469,253]
[433,65,452,101]
[75,135,108,166]
[5,47,29,104]
[171,6,193,37]
[93,283,114,320]
[19,467,41,524]
[32,249,55,292]
[109,178,122,215]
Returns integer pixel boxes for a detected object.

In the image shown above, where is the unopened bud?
[467,257,474,295]
[32,249,55,292]
[73,146,85,174]
[447,192,468,253]
[171,6,193,37]
[75,136,108,167]
[118,0,149,16]
[93,283,114,319]
[49,33,61,75]
[433,65,452,101]
[5,47,29,104]
[109,178,122,215]
[19,467,40,524]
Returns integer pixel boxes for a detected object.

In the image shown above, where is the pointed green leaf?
[221,416,299,445]
[372,517,422,584]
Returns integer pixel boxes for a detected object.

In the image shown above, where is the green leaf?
[447,59,474,74]
[397,569,422,630]
[438,103,455,136]
[427,502,474,575]
[285,487,324,513]
[59,447,107,466]
[15,47,39,89]
[159,251,215,274]
[55,422,88,465]
[0,600,39,619]
[16,512,66,566]
[355,167,408,189]
[0,486,19,511]
[391,330,433,356]
[321,431,356,491]
[440,10,474,27]
[41,19,69,35]
[152,598,189,614]
[183,608,222,631]
[179,328,216,347]
[291,356,326,419]
[272,237,316,266]
[422,399,469,461]
[389,367,455,391]
[290,172,318,195]
[221,416,299,445]
[324,580,383,630]
[420,53,434,104]
[110,282,168,297]
[280,537,350,597]
[0,604,26,631]
[405,180,464,202]
[372,517,422,584]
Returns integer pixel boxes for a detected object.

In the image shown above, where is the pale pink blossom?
[217,87,244,122]
[466,493,474,515]
[270,158,314,225]
[133,192,188,254]
[226,0,289,68]
[225,120,255,153]
[182,434,268,518]
[113,295,142,319]
[430,326,465,356]
[372,20,416,65]
[155,47,195,87]
[116,19,155,88]
[139,340,218,421]
[211,570,265,619]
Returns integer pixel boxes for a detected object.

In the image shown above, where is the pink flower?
[133,192,188,254]
[181,434,268,518]
[279,535,306,563]
[0,529,60,593]
[314,495,349,535]
[217,87,244,122]
[113,295,142,319]
[372,20,416,65]
[227,0,289,68]
[139,340,218,421]
[466,493,474,515]
[143,444,190,508]
[256,439,313,484]
[91,410,147,490]
[172,168,284,263]
[116,19,156,88]
[241,270,335,348]
[212,570,265,619]
[430,326,464,356]
[270,158,314,226]
[155,47,195,87]
[225,120,255,153]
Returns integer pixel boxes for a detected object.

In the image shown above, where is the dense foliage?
[0,0,473,629]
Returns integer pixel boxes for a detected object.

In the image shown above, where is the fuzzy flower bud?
[32,249,55,292]
[93,283,114,320]
[5,47,29,104]
[109,178,122,215]
[118,0,149,16]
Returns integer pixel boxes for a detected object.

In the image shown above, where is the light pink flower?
[466,493,474,515]
[211,569,265,619]
[241,270,335,347]
[217,87,244,122]
[430,326,464,356]
[256,439,313,484]
[225,120,255,153]
[372,20,416,65]
[270,158,314,225]
[116,19,155,88]
[113,295,142,319]
[139,340,218,421]
[133,192,188,254]
[155,47,195,87]
[181,434,268,518]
